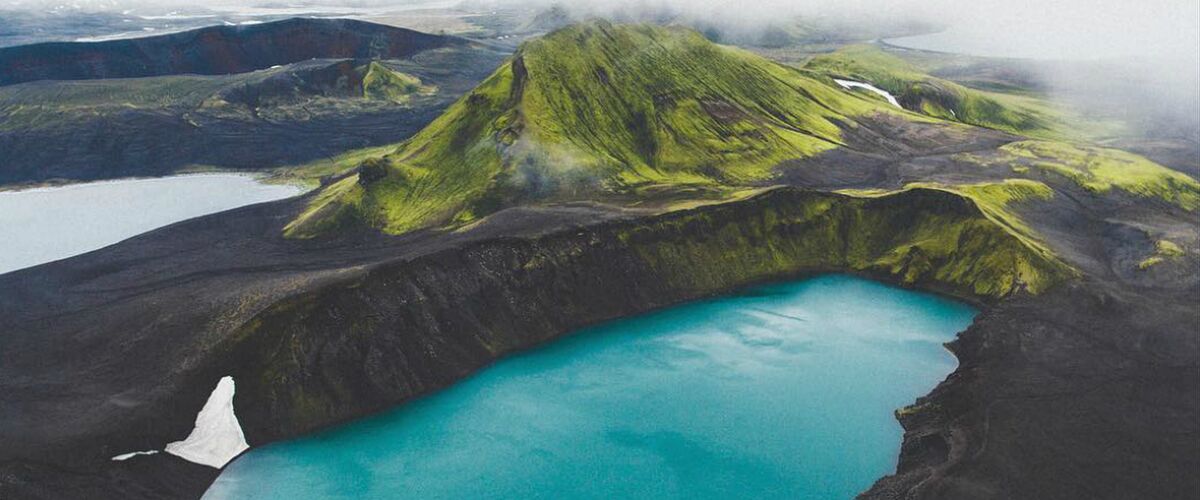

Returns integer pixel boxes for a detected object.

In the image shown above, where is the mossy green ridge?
[361,62,435,103]
[838,179,1067,279]
[804,45,1066,139]
[618,188,1068,297]
[998,141,1200,210]
[1138,239,1185,270]
[285,21,902,237]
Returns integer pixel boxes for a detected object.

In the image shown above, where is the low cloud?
[4,0,1197,138]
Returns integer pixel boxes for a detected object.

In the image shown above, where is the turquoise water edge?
[206,275,977,500]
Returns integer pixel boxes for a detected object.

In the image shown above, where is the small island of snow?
[164,376,250,468]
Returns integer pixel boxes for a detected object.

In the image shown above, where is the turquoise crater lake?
[206,275,977,499]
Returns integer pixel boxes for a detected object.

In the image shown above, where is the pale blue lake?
[0,174,304,274]
[206,275,977,500]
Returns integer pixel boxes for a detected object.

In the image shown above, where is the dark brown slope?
[0,18,465,86]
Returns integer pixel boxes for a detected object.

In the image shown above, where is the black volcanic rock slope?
[0,182,1196,499]
[0,188,1023,497]
[0,18,465,86]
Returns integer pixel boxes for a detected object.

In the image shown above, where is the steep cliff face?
[219,188,1067,442]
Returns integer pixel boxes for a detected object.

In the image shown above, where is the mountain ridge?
[285,20,905,237]
[0,18,467,86]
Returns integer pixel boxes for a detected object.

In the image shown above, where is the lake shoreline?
[206,274,977,499]
[0,186,1045,496]
[0,170,311,194]
[0,173,306,274]
[0,187,1194,499]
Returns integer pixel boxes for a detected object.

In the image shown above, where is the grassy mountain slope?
[804,45,1066,138]
[362,62,436,103]
[998,141,1200,209]
[840,179,1064,270]
[805,46,1200,211]
[286,21,906,237]
[950,140,1200,210]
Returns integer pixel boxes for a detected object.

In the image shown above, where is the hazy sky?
[541,0,1200,63]
[3,0,1196,129]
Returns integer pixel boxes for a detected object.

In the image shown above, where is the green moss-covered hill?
[282,21,1196,294]
[804,45,1064,139]
[285,21,903,237]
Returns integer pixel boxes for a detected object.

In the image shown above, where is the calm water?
[0,174,304,274]
[206,275,977,500]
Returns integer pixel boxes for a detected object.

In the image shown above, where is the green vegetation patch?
[361,62,436,103]
[619,188,1071,298]
[1138,239,1186,270]
[804,45,1067,139]
[1000,141,1200,210]
[514,22,872,184]
[840,179,1064,273]
[268,143,402,189]
[287,21,905,237]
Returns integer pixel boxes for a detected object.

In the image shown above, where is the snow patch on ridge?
[111,450,159,461]
[164,376,250,468]
[834,79,903,108]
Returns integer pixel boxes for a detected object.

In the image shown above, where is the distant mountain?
[0,18,466,86]
[518,4,575,33]
[0,27,509,185]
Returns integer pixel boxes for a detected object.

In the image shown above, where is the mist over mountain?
[6,0,1195,61]
[5,0,1194,134]
[507,0,1200,140]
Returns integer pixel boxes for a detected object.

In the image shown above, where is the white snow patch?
[834,79,903,109]
[111,450,159,461]
[164,376,250,469]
